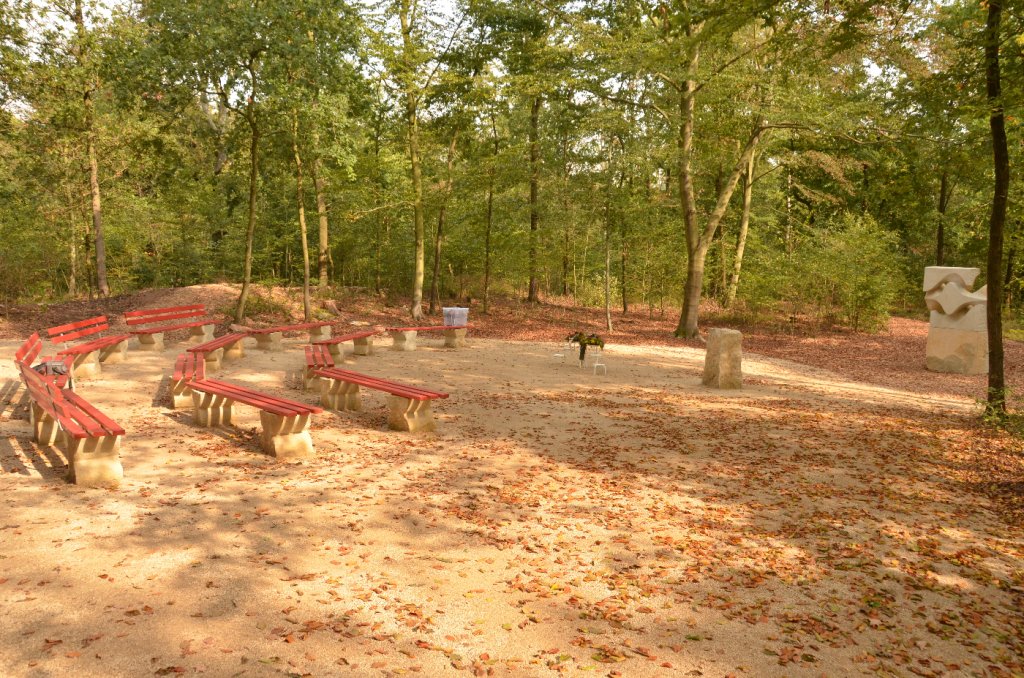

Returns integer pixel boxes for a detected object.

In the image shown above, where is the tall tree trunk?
[234,106,259,323]
[674,39,766,338]
[604,184,613,333]
[483,115,497,314]
[292,114,312,322]
[429,132,458,315]
[311,141,331,287]
[400,3,425,320]
[726,151,756,307]
[936,169,950,266]
[1004,244,1015,308]
[73,0,108,297]
[527,95,541,302]
[984,0,1008,419]
[65,186,78,298]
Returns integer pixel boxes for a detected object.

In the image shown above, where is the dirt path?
[1,327,1022,677]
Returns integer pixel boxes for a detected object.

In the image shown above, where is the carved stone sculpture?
[923,266,988,375]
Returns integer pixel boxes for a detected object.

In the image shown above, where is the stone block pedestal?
[390,330,417,351]
[387,396,436,432]
[443,328,467,348]
[926,327,988,375]
[702,328,743,389]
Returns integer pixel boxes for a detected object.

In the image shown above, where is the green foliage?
[741,213,903,332]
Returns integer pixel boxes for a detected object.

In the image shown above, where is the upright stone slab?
[702,328,743,389]
[923,266,988,375]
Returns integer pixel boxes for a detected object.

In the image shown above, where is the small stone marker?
[702,328,743,389]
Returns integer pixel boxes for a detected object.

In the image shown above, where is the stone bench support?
[390,330,417,351]
[191,391,233,427]
[259,411,314,459]
[307,325,332,342]
[223,338,245,361]
[63,433,123,488]
[69,349,101,379]
[185,324,216,345]
[169,378,195,409]
[199,347,225,372]
[99,339,129,364]
[136,332,165,351]
[443,328,467,348]
[387,396,436,433]
[30,403,61,445]
[352,336,373,356]
[253,332,283,352]
[320,380,362,412]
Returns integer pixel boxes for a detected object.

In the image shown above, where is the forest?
[0,1,1019,404]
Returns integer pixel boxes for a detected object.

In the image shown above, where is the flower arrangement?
[566,332,605,361]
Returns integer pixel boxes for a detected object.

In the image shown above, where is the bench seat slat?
[313,368,448,400]
[249,321,332,334]
[312,330,376,345]
[187,332,247,353]
[386,325,467,332]
[61,391,125,437]
[55,333,131,356]
[304,345,334,369]
[191,379,322,416]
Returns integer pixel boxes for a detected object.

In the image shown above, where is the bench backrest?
[173,352,206,382]
[14,332,43,366]
[17,362,84,435]
[47,315,110,345]
[126,304,206,328]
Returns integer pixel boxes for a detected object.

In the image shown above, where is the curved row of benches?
[14,306,467,486]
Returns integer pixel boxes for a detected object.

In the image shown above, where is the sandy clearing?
[0,333,1021,677]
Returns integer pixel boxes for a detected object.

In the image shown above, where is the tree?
[983,0,1009,420]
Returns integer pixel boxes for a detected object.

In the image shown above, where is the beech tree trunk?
[674,40,764,338]
[292,114,312,322]
[726,151,756,307]
[984,0,1008,419]
[527,95,541,303]
[400,3,425,321]
[234,101,259,323]
[937,170,950,266]
[604,187,613,333]
[311,148,331,287]
[73,0,108,297]
[483,115,497,314]
[429,132,458,315]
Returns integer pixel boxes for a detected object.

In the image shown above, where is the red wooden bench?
[17,361,124,487]
[47,315,132,378]
[186,332,247,370]
[385,325,469,351]
[187,378,322,459]
[303,347,448,432]
[302,344,335,391]
[312,329,377,359]
[125,304,216,351]
[248,321,334,351]
[15,333,74,390]
[169,352,207,409]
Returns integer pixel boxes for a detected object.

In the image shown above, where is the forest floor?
[0,284,1022,677]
